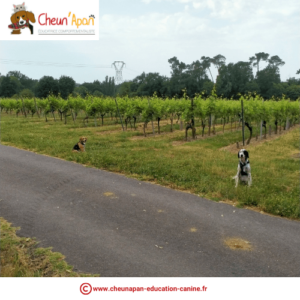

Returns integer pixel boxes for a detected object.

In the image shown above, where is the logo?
[80,283,92,295]
[8,2,36,35]
[38,12,95,29]
[1,0,99,40]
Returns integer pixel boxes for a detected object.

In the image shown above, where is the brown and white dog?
[9,10,35,34]
[72,137,87,153]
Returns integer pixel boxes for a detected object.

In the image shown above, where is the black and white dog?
[233,149,252,187]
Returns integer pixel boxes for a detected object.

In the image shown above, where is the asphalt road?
[0,144,299,276]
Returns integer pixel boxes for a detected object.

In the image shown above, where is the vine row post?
[260,98,264,139]
[21,97,27,118]
[148,98,155,136]
[34,98,40,118]
[241,99,245,146]
[191,96,196,139]
[114,97,124,131]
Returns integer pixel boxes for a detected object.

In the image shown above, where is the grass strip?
[0,217,98,277]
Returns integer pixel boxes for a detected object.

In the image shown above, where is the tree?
[7,71,23,80]
[166,57,209,97]
[268,55,285,68]
[59,75,76,99]
[216,62,254,98]
[249,52,269,73]
[35,76,59,98]
[136,73,167,97]
[286,77,300,86]
[20,88,34,98]
[168,57,188,96]
[7,71,37,91]
[73,86,89,97]
[211,54,226,81]
[202,81,214,96]
[0,73,4,86]
[297,69,300,75]
[184,60,208,97]
[9,76,23,94]
[93,80,102,94]
[256,66,281,98]
[267,83,287,98]
[286,85,300,100]
[244,81,260,94]
[93,90,103,97]
[118,81,132,96]
[200,56,214,82]
[0,76,18,97]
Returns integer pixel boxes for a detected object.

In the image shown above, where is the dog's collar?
[240,159,249,165]
[8,19,29,29]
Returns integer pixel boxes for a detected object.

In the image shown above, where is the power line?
[123,69,138,75]
[126,67,139,73]
[0,59,112,69]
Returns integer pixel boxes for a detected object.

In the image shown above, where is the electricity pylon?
[112,61,126,85]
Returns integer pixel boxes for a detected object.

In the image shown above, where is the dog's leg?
[248,173,252,187]
[232,164,240,187]
[235,174,239,187]
[78,144,85,152]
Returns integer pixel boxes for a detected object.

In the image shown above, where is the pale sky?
[1,0,299,84]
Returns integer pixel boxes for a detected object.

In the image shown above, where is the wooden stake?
[34,98,40,118]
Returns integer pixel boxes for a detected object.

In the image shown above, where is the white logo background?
[0,0,99,40]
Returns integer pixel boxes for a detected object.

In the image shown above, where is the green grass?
[0,217,98,277]
[1,113,299,219]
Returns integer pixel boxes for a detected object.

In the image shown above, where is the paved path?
[0,144,299,276]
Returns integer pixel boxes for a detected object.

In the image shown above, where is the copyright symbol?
[80,283,92,295]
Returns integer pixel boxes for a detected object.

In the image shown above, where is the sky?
[1,0,299,84]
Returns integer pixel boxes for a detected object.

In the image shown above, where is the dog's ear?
[11,13,17,24]
[26,11,36,23]
[237,151,240,158]
[244,150,249,159]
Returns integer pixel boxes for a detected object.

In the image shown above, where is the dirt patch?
[103,192,118,199]
[172,138,196,146]
[129,131,174,140]
[164,154,175,158]
[171,128,234,146]
[95,130,122,135]
[224,238,253,251]
[291,153,300,159]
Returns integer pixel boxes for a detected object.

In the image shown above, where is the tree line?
[119,53,300,100]
[0,52,299,100]
[0,71,116,99]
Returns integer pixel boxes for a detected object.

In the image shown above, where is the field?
[1,107,299,219]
